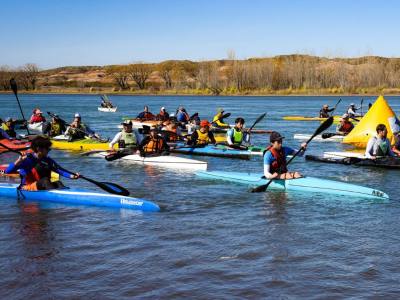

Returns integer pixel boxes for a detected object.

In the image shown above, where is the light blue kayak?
[170,143,252,159]
[196,171,389,200]
[0,183,160,212]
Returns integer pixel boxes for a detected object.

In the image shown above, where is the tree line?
[1,55,400,94]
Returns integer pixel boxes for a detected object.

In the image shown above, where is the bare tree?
[22,63,40,90]
[128,63,152,90]
[106,65,130,89]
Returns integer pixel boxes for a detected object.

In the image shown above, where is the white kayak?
[28,122,44,134]
[92,152,207,171]
[98,107,117,112]
[294,133,344,142]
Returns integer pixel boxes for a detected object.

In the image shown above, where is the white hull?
[293,134,344,142]
[98,107,117,112]
[28,122,44,134]
[94,152,207,171]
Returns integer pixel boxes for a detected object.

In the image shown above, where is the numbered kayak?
[293,133,344,142]
[0,139,30,152]
[51,135,111,151]
[306,154,400,169]
[196,171,388,200]
[98,107,117,112]
[0,183,160,212]
[170,144,252,159]
[92,152,207,171]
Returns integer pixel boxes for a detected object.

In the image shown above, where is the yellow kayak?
[283,116,359,124]
[51,137,113,151]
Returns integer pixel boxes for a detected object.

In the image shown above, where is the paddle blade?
[249,113,266,131]
[310,116,334,140]
[321,132,337,139]
[81,175,130,196]
[250,181,272,193]
[10,78,18,95]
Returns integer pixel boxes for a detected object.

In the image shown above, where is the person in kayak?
[136,106,154,121]
[156,107,170,121]
[1,117,17,138]
[29,108,46,124]
[139,128,169,156]
[65,113,96,141]
[392,131,400,156]
[45,114,66,137]
[109,120,139,150]
[365,124,396,159]
[347,103,362,118]
[336,114,354,135]
[5,136,79,191]
[176,106,190,124]
[0,127,11,140]
[264,131,307,179]
[319,104,335,118]
[212,108,229,128]
[226,117,249,149]
[161,121,182,142]
[188,120,216,146]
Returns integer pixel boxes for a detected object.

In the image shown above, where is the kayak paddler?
[365,124,396,160]
[176,106,190,124]
[392,130,400,156]
[335,114,354,135]
[65,113,97,141]
[45,114,66,137]
[161,120,182,142]
[226,117,250,149]
[319,104,335,118]
[1,117,17,138]
[136,105,155,121]
[347,103,362,118]
[188,120,216,146]
[29,108,46,124]
[264,131,307,179]
[5,136,79,191]
[109,120,139,150]
[156,107,170,121]
[139,128,169,156]
[212,108,229,128]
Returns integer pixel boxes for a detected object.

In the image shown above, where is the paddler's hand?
[71,173,80,179]
[300,142,307,150]
[370,156,377,160]
[271,172,279,179]
[15,155,27,165]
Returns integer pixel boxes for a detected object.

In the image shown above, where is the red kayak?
[0,139,31,153]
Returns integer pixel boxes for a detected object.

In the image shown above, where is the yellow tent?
[343,95,400,148]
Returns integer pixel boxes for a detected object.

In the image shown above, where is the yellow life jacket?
[196,129,210,145]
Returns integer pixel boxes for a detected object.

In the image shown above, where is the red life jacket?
[25,156,52,185]
[340,121,354,134]
[265,146,288,173]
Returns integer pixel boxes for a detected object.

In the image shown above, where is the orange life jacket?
[340,121,354,134]
[265,146,288,173]
[143,137,165,153]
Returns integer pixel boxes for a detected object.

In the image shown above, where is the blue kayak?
[170,143,251,159]
[0,183,160,212]
[196,171,389,200]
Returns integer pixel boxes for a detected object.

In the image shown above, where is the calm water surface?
[1,94,400,299]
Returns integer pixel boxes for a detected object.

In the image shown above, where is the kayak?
[283,116,359,124]
[170,143,255,159]
[293,133,344,142]
[0,139,30,152]
[28,122,44,134]
[98,107,117,112]
[92,152,207,171]
[196,171,388,200]
[0,182,160,212]
[0,164,60,180]
[306,154,400,169]
[51,135,111,151]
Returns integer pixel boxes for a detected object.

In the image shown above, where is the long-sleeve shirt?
[109,130,141,148]
[365,136,395,158]
[5,154,74,184]
[347,107,362,117]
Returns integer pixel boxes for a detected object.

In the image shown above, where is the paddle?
[248,113,266,133]
[321,132,345,139]
[211,112,231,126]
[331,98,342,115]
[105,148,137,161]
[10,78,30,135]
[250,116,334,193]
[360,98,364,116]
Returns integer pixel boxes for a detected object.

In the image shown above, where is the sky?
[0,0,399,69]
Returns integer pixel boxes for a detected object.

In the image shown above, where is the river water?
[1,94,399,299]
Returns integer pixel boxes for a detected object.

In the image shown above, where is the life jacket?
[264,146,288,173]
[142,112,154,120]
[143,137,165,153]
[370,137,390,156]
[119,131,137,148]
[213,113,229,127]
[50,122,62,136]
[30,115,45,123]
[319,109,329,118]
[68,124,86,139]
[24,154,52,185]
[196,129,210,145]
[228,127,243,145]
[339,121,354,134]
[164,128,177,142]
[394,134,400,151]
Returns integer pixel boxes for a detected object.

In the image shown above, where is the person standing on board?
[5,136,79,191]
[336,114,354,135]
[188,120,216,146]
[365,124,396,159]
[347,103,362,118]
[264,132,307,180]
[136,106,154,121]
[319,104,335,118]
[226,117,250,149]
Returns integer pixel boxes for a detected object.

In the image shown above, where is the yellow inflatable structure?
[343,95,400,148]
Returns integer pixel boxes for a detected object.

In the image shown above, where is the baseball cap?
[270,131,285,143]
[350,103,355,106]
[122,120,132,126]
[161,107,165,111]
[74,113,81,118]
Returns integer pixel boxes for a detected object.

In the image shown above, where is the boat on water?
[51,135,111,151]
[196,171,389,200]
[293,133,344,142]
[98,107,117,112]
[306,154,400,169]
[0,183,160,212]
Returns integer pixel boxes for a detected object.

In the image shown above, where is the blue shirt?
[176,111,188,122]
[263,146,295,166]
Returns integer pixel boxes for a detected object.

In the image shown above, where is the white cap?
[350,103,355,106]
[74,113,81,118]
[161,107,165,111]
